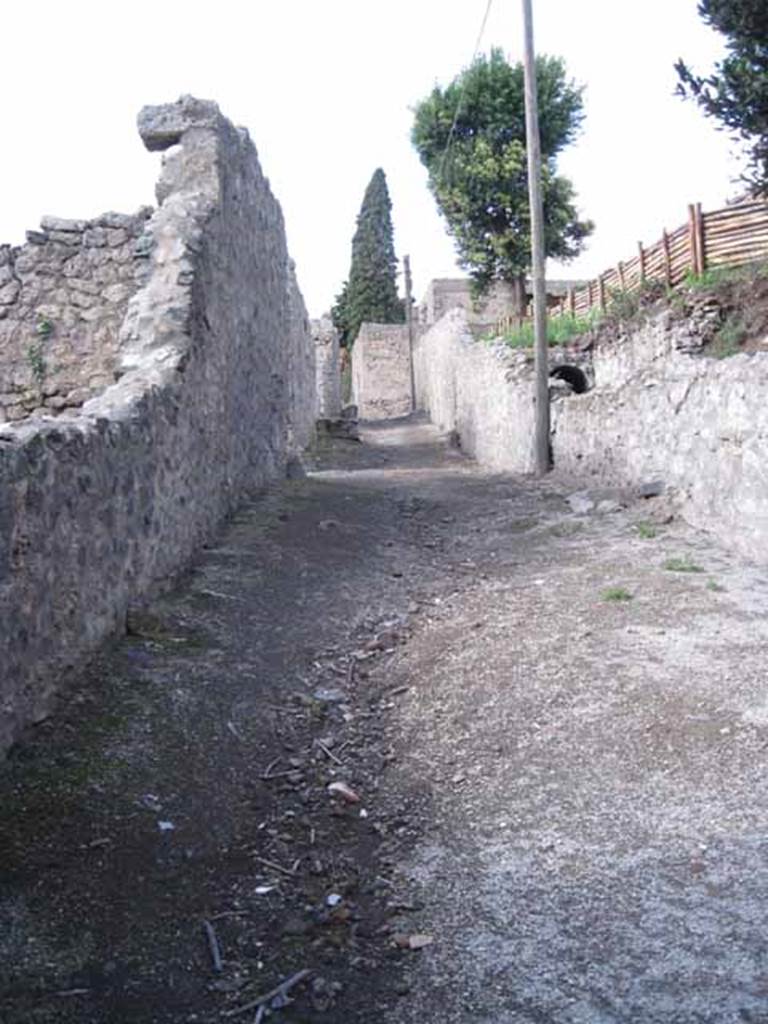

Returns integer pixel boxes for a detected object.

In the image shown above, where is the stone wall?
[418,279,517,332]
[413,309,536,472]
[285,261,317,452]
[0,211,151,422]
[552,315,768,563]
[417,278,580,333]
[312,315,342,419]
[351,323,412,421]
[0,96,317,755]
[414,304,768,564]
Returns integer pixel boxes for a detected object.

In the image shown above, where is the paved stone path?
[2,418,768,1023]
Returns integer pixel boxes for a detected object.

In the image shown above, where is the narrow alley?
[2,419,768,1024]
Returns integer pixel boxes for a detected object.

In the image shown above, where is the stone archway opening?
[550,363,589,394]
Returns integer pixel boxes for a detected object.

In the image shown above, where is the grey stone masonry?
[0,96,316,756]
[312,315,342,420]
[414,309,536,471]
[352,322,412,421]
[552,313,768,564]
[0,210,152,422]
[418,279,519,332]
[414,303,768,565]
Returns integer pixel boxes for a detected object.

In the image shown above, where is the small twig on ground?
[54,989,90,997]
[224,969,313,1018]
[261,758,281,779]
[346,656,356,685]
[253,854,295,877]
[266,703,302,715]
[210,910,250,921]
[318,741,343,765]
[254,1006,266,1024]
[197,588,244,602]
[202,919,224,973]
[227,720,244,741]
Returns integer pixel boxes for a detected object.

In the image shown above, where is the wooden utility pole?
[522,0,550,474]
[404,255,416,412]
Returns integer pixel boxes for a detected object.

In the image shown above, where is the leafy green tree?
[332,169,404,347]
[411,48,593,312]
[676,1,768,195]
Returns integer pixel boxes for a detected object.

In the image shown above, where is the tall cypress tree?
[332,169,404,347]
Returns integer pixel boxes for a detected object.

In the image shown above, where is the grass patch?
[682,264,745,292]
[664,556,705,573]
[605,287,641,322]
[707,578,726,592]
[603,586,633,602]
[710,311,747,358]
[636,520,658,539]
[492,310,601,349]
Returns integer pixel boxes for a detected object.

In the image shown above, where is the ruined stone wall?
[286,262,317,452]
[552,316,768,563]
[414,304,768,563]
[352,323,412,421]
[0,96,316,755]
[0,212,151,421]
[312,315,342,419]
[413,309,536,471]
[418,279,517,331]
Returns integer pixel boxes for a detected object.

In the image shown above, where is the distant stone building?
[350,276,584,423]
[351,323,412,421]
[418,277,583,332]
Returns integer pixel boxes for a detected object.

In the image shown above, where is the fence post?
[662,229,672,287]
[617,260,625,290]
[598,274,606,310]
[568,287,575,316]
[695,202,706,272]
[687,204,704,277]
[638,241,646,283]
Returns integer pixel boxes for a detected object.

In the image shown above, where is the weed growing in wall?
[711,312,747,358]
[636,520,658,539]
[27,317,53,388]
[604,287,641,322]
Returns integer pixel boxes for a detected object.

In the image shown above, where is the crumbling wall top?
[137,95,224,152]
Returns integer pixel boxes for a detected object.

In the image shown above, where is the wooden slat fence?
[552,198,768,321]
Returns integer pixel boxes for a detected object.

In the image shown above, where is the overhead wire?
[437,0,495,184]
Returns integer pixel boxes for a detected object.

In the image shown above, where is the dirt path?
[2,417,768,1023]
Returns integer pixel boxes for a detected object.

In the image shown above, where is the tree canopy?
[411,48,593,300]
[331,168,404,347]
[676,0,768,194]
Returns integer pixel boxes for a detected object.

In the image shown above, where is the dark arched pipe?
[550,364,589,394]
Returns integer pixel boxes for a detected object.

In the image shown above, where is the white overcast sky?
[1,1,744,317]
